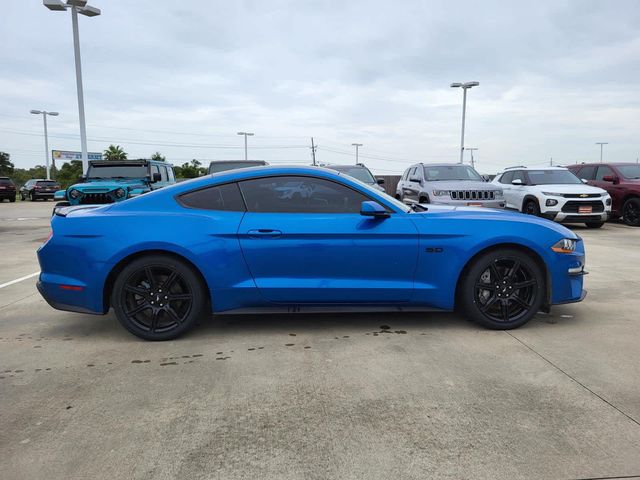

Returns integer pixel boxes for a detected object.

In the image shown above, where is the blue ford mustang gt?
[37,166,586,340]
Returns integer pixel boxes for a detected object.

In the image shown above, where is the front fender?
[54,189,67,201]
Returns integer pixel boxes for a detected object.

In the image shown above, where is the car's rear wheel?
[459,248,544,329]
[622,198,640,226]
[523,199,540,216]
[585,221,604,228]
[112,255,208,341]
[30,192,36,201]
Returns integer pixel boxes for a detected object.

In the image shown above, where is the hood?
[70,180,147,192]
[423,180,498,191]
[535,183,607,195]
[411,204,578,239]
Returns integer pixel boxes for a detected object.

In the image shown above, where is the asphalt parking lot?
[1,201,639,480]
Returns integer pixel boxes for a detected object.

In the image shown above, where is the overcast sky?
[1,0,639,174]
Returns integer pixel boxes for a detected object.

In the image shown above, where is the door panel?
[238,213,419,303]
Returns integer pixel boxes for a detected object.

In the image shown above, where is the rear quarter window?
[178,182,246,211]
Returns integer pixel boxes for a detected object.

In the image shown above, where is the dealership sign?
[52,150,102,165]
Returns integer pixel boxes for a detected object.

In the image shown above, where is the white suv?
[492,166,612,228]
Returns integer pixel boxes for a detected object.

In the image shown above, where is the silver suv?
[396,163,505,208]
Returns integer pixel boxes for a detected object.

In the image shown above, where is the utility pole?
[30,110,59,180]
[450,81,479,164]
[352,143,363,165]
[596,142,608,163]
[550,157,553,166]
[310,137,317,166]
[467,148,478,169]
[237,132,254,161]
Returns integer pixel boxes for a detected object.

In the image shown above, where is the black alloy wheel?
[459,248,544,329]
[523,200,540,216]
[623,198,640,226]
[112,255,207,340]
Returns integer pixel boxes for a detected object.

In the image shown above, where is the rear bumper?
[36,280,102,315]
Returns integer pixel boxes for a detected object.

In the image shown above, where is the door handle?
[247,229,283,238]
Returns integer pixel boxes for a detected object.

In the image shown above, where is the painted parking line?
[0,272,40,289]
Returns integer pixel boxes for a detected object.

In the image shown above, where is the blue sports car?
[37,166,586,340]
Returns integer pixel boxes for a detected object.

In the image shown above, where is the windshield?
[342,174,410,212]
[0,179,13,185]
[87,164,148,179]
[527,170,582,185]
[617,165,640,179]
[209,162,266,173]
[423,165,483,182]
[331,166,376,184]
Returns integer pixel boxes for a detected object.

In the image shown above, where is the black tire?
[20,193,25,201]
[30,191,36,202]
[419,195,430,204]
[622,198,640,226]
[458,248,545,330]
[111,255,208,341]
[523,199,540,216]
[10,197,15,202]
[585,221,604,228]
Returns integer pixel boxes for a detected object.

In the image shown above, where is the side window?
[160,165,168,182]
[512,170,526,183]
[577,166,596,180]
[239,176,372,214]
[178,183,245,211]
[499,171,514,184]
[409,167,417,179]
[401,169,408,181]
[595,166,613,181]
[167,166,175,182]
[150,165,160,178]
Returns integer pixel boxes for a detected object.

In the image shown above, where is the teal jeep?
[55,160,176,206]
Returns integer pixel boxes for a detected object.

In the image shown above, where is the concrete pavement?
[1,201,639,480]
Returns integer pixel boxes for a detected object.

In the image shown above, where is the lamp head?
[30,110,42,115]
[44,0,68,11]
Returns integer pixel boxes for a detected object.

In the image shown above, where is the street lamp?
[466,147,478,169]
[451,81,479,164]
[30,110,59,180]
[352,143,363,165]
[595,142,608,163]
[237,132,254,161]
[43,0,101,175]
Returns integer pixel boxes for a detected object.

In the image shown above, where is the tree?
[174,159,206,179]
[103,144,128,161]
[55,160,84,188]
[0,151,14,176]
[150,151,165,161]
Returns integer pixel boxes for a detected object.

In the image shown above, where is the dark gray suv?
[396,163,504,208]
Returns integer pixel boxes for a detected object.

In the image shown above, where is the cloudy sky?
[1,0,639,174]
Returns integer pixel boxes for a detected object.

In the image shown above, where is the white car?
[492,166,612,228]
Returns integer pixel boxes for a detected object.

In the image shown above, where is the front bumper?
[430,199,506,208]
[541,211,610,223]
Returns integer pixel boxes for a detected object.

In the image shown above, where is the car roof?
[209,160,268,164]
[498,166,569,174]
[89,160,147,166]
[571,162,638,167]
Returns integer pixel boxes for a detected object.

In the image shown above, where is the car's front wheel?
[458,248,544,329]
[523,199,540,216]
[623,198,640,226]
[112,255,208,340]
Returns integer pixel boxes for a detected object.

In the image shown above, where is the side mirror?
[376,178,385,185]
[581,178,589,184]
[360,201,389,219]
[152,172,162,183]
[77,175,86,183]
[511,179,524,185]
[602,175,615,182]
[409,175,422,183]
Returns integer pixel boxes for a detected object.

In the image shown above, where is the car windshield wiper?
[410,203,428,212]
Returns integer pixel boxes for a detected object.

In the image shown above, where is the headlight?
[546,199,558,206]
[69,189,80,199]
[432,190,449,197]
[493,190,503,198]
[551,238,577,254]
[114,188,126,199]
[605,197,612,206]
[541,191,563,196]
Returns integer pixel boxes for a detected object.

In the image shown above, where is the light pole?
[352,143,363,165]
[44,0,101,175]
[451,81,479,164]
[237,132,254,161]
[30,110,59,180]
[595,142,608,163]
[466,147,478,169]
